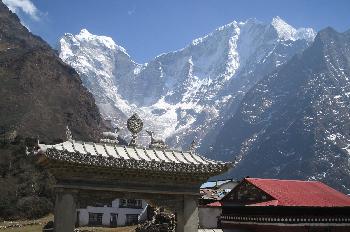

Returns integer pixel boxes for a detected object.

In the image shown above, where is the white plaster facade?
[77,199,147,227]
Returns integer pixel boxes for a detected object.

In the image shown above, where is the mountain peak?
[217,20,239,31]
[60,29,129,57]
[190,20,239,46]
[318,26,339,36]
[76,29,118,50]
[271,16,297,40]
[271,16,290,28]
[312,27,342,48]
[271,16,316,42]
[79,28,91,35]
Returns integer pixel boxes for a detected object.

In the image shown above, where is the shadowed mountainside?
[211,27,350,193]
[0,1,104,219]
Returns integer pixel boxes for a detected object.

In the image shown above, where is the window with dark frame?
[88,212,103,226]
[119,199,142,208]
[125,214,139,225]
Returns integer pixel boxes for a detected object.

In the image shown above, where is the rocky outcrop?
[0,1,103,143]
[0,1,104,219]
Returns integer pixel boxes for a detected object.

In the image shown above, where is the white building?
[76,198,148,227]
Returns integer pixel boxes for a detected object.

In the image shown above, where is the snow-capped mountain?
[211,27,350,193]
[58,17,315,148]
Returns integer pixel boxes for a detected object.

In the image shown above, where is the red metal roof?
[247,200,279,206]
[245,178,350,207]
[205,201,222,207]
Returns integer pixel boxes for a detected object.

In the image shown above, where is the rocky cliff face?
[0,1,105,219]
[58,17,315,148]
[0,2,103,142]
[211,28,350,193]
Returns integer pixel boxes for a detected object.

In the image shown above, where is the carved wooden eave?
[33,140,232,185]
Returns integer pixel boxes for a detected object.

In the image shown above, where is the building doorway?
[110,213,118,227]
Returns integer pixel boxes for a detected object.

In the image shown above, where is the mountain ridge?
[58,17,315,148]
[210,27,350,193]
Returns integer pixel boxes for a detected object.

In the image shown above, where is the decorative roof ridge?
[113,144,122,159]
[44,148,232,174]
[170,150,181,163]
[82,142,88,154]
[122,146,133,159]
[160,149,173,163]
[42,140,234,168]
[132,146,142,160]
[142,147,154,161]
[55,140,191,154]
[150,149,162,162]
[196,153,221,164]
[102,144,111,158]
[180,151,192,164]
[188,151,204,164]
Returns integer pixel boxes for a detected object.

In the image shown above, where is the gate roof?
[34,140,232,182]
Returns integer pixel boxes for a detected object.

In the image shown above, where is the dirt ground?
[0,215,137,232]
[78,226,137,232]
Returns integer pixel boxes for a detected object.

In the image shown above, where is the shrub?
[16,196,53,219]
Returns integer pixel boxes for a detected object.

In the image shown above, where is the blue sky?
[4,0,350,63]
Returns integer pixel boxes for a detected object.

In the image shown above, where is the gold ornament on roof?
[127,113,143,146]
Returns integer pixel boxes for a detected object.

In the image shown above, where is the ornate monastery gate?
[32,114,231,232]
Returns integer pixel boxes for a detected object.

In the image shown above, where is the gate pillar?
[54,188,77,232]
[176,195,199,232]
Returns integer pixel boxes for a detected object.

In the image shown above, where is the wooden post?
[54,188,77,232]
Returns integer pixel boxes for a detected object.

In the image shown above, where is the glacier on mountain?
[58,17,316,148]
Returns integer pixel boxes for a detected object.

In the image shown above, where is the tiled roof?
[246,178,350,207]
[36,140,232,174]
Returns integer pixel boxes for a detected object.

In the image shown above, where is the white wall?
[77,199,147,227]
[199,207,221,229]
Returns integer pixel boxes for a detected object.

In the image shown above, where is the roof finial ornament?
[146,130,167,149]
[189,139,197,153]
[66,125,73,141]
[127,113,143,146]
[101,125,120,144]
